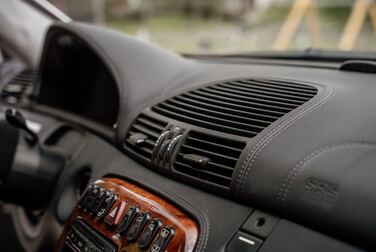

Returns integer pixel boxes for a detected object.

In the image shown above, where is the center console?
[56,178,199,252]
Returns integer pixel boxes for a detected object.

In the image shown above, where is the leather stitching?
[236,86,328,192]
[275,141,376,208]
[235,86,327,192]
[236,85,334,195]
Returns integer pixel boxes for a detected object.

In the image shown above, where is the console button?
[117,205,140,235]
[96,191,117,219]
[150,227,175,252]
[89,187,106,214]
[83,185,101,211]
[127,212,151,242]
[67,226,92,252]
[78,185,93,209]
[226,231,262,252]
[68,220,117,252]
[138,219,163,250]
[104,201,127,226]
[128,132,148,146]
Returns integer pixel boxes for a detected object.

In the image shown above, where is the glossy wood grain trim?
[56,177,199,252]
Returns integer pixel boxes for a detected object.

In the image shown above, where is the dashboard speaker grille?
[125,114,168,161]
[173,131,246,188]
[151,78,318,138]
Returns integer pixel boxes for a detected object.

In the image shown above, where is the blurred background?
[49,0,376,53]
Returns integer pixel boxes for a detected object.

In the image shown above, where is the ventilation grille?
[1,69,36,104]
[152,78,318,138]
[174,131,246,188]
[125,114,168,161]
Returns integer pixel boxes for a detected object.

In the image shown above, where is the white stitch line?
[237,87,334,195]
[235,88,328,191]
[236,89,327,192]
[275,142,376,208]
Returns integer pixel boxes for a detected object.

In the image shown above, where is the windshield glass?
[50,0,376,54]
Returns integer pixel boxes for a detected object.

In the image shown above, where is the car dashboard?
[1,22,376,252]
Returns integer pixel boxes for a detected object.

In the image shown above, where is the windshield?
[50,0,376,54]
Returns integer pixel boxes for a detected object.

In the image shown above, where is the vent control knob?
[183,154,211,167]
[128,132,148,146]
[159,139,172,160]
[165,135,183,165]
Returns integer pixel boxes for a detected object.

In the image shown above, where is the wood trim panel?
[56,177,199,252]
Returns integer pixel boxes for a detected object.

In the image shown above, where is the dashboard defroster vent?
[125,114,168,161]
[173,131,246,188]
[151,78,318,138]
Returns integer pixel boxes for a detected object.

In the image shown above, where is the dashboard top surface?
[6,22,376,251]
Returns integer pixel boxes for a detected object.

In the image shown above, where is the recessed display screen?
[37,30,119,128]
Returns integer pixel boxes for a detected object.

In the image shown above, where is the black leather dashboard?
[7,22,376,251]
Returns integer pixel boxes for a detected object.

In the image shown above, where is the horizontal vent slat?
[191,90,292,113]
[172,130,246,188]
[1,69,36,104]
[144,139,156,148]
[126,140,153,155]
[180,145,238,166]
[246,79,317,92]
[177,153,234,174]
[183,93,286,117]
[11,75,34,81]
[138,114,167,127]
[210,85,307,104]
[136,117,166,132]
[220,82,314,100]
[184,137,243,159]
[132,124,160,139]
[207,162,234,173]
[151,78,317,138]
[157,102,265,132]
[174,161,232,186]
[186,136,243,153]
[8,80,32,85]
[166,99,271,127]
[153,106,258,138]
[125,140,153,159]
[201,87,302,108]
[175,95,278,121]
[228,80,316,97]
[175,161,232,181]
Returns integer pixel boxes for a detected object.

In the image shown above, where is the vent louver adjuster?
[151,78,318,138]
[125,114,168,161]
[173,131,246,188]
[125,116,187,169]
[151,125,186,169]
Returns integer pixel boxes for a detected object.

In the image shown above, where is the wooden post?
[91,0,106,25]
[305,0,321,48]
[338,0,371,50]
[273,0,320,51]
[368,5,376,37]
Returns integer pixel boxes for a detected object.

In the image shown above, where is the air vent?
[152,78,318,138]
[174,131,246,188]
[125,114,168,161]
[1,69,36,104]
